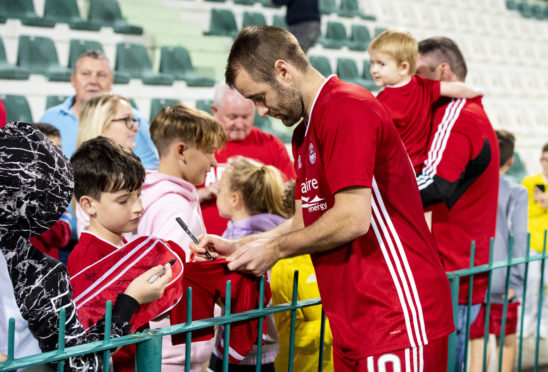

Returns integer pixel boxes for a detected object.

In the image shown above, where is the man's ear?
[274,60,292,84]
[79,195,97,217]
[439,62,452,81]
[211,104,219,116]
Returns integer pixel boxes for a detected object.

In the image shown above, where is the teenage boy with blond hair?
[137,103,226,372]
[369,29,481,173]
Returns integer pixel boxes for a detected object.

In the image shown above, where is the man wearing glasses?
[40,50,158,170]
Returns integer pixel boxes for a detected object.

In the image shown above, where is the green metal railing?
[1,232,546,372]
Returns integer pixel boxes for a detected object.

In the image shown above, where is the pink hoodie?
[137,170,214,372]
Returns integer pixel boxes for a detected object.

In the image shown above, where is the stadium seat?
[68,39,130,84]
[44,0,101,30]
[159,46,215,87]
[317,22,349,49]
[0,0,55,27]
[338,0,375,20]
[361,60,377,90]
[319,0,338,15]
[150,98,181,121]
[254,111,272,130]
[0,15,6,23]
[506,0,517,10]
[234,0,255,5]
[242,11,267,28]
[0,94,33,123]
[207,9,238,37]
[348,24,371,51]
[309,56,332,76]
[196,99,213,114]
[272,15,288,29]
[0,37,30,80]
[255,0,281,8]
[336,58,376,90]
[128,98,138,109]
[16,36,72,82]
[88,0,143,35]
[374,27,388,37]
[204,0,225,3]
[517,1,533,18]
[531,3,545,20]
[115,43,174,86]
[45,95,69,109]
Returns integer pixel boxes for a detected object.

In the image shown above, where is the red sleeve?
[0,98,6,128]
[417,75,441,104]
[38,219,71,248]
[317,98,378,193]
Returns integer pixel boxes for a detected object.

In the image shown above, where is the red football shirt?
[200,127,296,235]
[293,76,454,359]
[377,75,441,173]
[416,97,499,304]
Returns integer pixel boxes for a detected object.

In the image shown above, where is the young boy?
[0,123,171,370]
[29,123,71,261]
[68,136,183,371]
[468,130,528,372]
[136,103,226,372]
[369,29,481,173]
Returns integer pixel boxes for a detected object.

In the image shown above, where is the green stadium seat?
[272,15,288,29]
[159,46,215,87]
[234,0,255,5]
[196,99,213,114]
[309,56,332,76]
[317,22,349,49]
[255,0,281,8]
[517,1,533,18]
[242,11,267,28]
[115,43,174,86]
[531,3,545,20]
[506,0,517,10]
[0,15,7,23]
[16,36,72,82]
[44,0,101,30]
[128,98,138,109]
[338,0,368,19]
[348,24,371,51]
[45,95,69,109]
[337,58,376,90]
[0,37,30,80]
[0,94,33,123]
[0,0,56,27]
[150,98,181,121]
[207,9,238,37]
[88,0,143,35]
[361,60,377,90]
[254,111,271,130]
[319,0,338,15]
[205,0,225,3]
[374,26,388,37]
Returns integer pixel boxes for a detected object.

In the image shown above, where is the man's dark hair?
[33,122,60,138]
[226,25,309,87]
[543,143,548,153]
[496,129,515,167]
[418,37,468,81]
[71,136,145,200]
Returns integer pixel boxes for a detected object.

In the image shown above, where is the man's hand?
[0,353,7,362]
[534,187,548,208]
[226,237,279,275]
[502,288,516,301]
[190,234,236,261]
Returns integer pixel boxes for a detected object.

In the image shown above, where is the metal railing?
[1,232,546,372]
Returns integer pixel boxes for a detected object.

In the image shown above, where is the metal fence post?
[447,276,460,372]
[135,333,162,372]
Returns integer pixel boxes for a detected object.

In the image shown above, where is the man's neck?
[301,69,329,122]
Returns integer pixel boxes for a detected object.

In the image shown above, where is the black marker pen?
[148,258,176,283]
[176,217,215,261]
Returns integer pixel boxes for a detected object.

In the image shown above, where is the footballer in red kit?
[293,76,453,368]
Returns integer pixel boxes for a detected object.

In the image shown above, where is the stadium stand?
[317,21,349,49]
[272,14,288,29]
[149,98,181,121]
[45,95,69,109]
[159,46,215,87]
[242,11,268,28]
[115,42,174,85]
[336,57,376,90]
[207,8,239,37]
[309,55,333,77]
[44,0,101,31]
[348,24,371,51]
[0,0,56,28]
[0,37,29,80]
[0,94,33,122]
[17,35,72,82]
[88,0,143,34]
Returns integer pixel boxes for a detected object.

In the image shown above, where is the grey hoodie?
[0,122,139,371]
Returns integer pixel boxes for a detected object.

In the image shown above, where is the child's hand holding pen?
[124,262,173,304]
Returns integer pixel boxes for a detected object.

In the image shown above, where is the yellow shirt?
[522,174,548,252]
[271,255,334,372]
